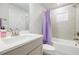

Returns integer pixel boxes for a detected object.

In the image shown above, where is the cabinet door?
[28,45,42,55]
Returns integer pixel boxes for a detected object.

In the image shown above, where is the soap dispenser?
[0,26,6,38]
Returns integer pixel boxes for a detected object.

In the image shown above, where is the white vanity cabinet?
[28,45,42,55]
[3,37,42,55]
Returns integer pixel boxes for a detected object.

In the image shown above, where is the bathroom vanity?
[0,33,43,55]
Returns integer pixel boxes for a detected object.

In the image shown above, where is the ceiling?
[11,3,72,12]
[11,3,29,12]
[40,3,72,9]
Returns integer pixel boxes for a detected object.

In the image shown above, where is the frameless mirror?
[0,3,29,32]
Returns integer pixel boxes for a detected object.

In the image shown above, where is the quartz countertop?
[0,33,42,54]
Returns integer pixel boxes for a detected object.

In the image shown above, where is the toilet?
[43,44,55,55]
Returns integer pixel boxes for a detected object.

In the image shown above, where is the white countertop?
[0,33,42,54]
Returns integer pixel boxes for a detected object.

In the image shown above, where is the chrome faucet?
[73,32,79,46]
[14,28,19,36]
[8,28,19,36]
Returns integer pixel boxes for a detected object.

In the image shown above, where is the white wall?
[51,5,75,40]
[0,3,29,31]
[29,3,45,34]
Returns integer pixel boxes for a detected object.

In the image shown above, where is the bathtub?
[52,38,79,55]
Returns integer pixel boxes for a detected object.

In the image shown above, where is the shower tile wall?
[51,5,75,40]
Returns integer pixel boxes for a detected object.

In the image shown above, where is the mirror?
[0,3,29,31]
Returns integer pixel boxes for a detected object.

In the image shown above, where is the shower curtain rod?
[42,3,79,11]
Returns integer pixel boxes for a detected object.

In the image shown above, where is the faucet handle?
[73,38,79,40]
[77,32,79,36]
[9,28,13,32]
[15,28,19,35]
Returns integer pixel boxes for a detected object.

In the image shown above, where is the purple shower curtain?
[42,10,52,45]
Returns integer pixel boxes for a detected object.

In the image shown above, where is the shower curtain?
[42,10,52,45]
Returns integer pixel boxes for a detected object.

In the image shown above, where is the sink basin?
[2,34,39,44]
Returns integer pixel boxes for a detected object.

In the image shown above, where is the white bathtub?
[52,38,79,55]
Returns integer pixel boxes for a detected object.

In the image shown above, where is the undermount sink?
[2,34,39,44]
